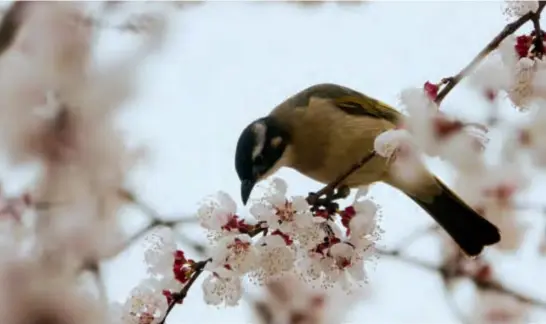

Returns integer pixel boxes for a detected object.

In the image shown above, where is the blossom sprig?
[132,178,381,323]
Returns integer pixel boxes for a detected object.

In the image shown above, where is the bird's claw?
[306,185,350,214]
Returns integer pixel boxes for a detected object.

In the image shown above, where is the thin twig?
[158,259,211,324]
[377,249,546,308]
[307,151,376,206]
[390,224,441,252]
[531,13,544,58]
[158,226,267,323]
[435,2,546,104]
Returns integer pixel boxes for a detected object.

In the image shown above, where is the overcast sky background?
[93,2,546,323]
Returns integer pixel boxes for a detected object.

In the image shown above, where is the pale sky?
[96,2,546,323]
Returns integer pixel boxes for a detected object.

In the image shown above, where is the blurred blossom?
[0,258,108,324]
[120,278,169,324]
[207,234,259,277]
[502,1,539,19]
[454,164,527,251]
[144,226,178,277]
[251,273,362,324]
[472,291,529,324]
[202,274,243,307]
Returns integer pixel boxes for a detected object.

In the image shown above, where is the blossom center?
[275,201,295,222]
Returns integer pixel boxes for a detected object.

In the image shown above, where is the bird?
[234,83,501,257]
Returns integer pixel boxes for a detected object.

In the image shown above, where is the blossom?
[453,164,528,251]
[144,226,178,277]
[516,100,546,167]
[326,242,368,288]
[373,127,431,188]
[0,189,33,249]
[0,2,171,271]
[252,234,296,283]
[121,278,168,324]
[298,234,375,291]
[207,234,259,277]
[250,178,314,234]
[250,273,360,324]
[197,191,253,239]
[502,1,539,19]
[294,222,328,250]
[373,128,414,159]
[202,274,243,307]
[472,290,529,324]
[397,88,472,157]
[348,203,378,239]
[508,57,537,109]
[438,129,487,172]
[339,191,379,242]
[0,258,108,324]
[471,34,546,110]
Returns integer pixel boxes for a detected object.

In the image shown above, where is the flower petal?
[270,177,288,196]
[354,186,369,201]
[249,203,275,221]
[217,191,237,213]
[291,195,310,211]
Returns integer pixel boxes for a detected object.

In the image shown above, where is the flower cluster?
[503,0,540,20]
[134,178,381,318]
[198,178,381,304]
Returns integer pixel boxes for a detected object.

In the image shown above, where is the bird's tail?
[407,178,501,257]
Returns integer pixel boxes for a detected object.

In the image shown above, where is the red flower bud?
[424,81,439,100]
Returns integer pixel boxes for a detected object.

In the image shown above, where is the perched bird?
[234,83,501,257]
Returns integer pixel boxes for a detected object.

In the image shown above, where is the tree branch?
[158,259,211,324]
[435,2,546,104]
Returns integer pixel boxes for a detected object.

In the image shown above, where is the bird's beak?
[241,179,256,205]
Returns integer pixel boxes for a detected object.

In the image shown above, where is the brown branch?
[158,225,267,324]
[377,249,546,308]
[390,224,441,252]
[532,13,545,58]
[435,1,546,105]
[158,259,210,324]
[307,150,376,207]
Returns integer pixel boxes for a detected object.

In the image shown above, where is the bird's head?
[235,116,290,205]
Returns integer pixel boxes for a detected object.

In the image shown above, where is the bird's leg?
[306,185,350,214]
[307,151,376,215]
[332,185,351,200]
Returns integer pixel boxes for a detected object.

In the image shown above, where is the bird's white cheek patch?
[251,122,267,159]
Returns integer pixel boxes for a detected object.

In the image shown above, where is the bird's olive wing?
[290,83,402,124]
[332,95,402,124]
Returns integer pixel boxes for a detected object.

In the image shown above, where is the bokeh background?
[46,1,546,323]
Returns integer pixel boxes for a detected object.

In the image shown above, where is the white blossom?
[252,234,296,283]
[519,105,546,166]
[143,226,177,277]
[295,222,328,250]
[472,290,529,324]
[250,178,314,234]
[202,274,243,307]
[373,129,414,159]
[121,278,168,324]
[502,1,539,19]
[508,57,537,109]
[251,274,361,324]
[327,242,367,287]
[207,234,259,276]
[197,191,238,231]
